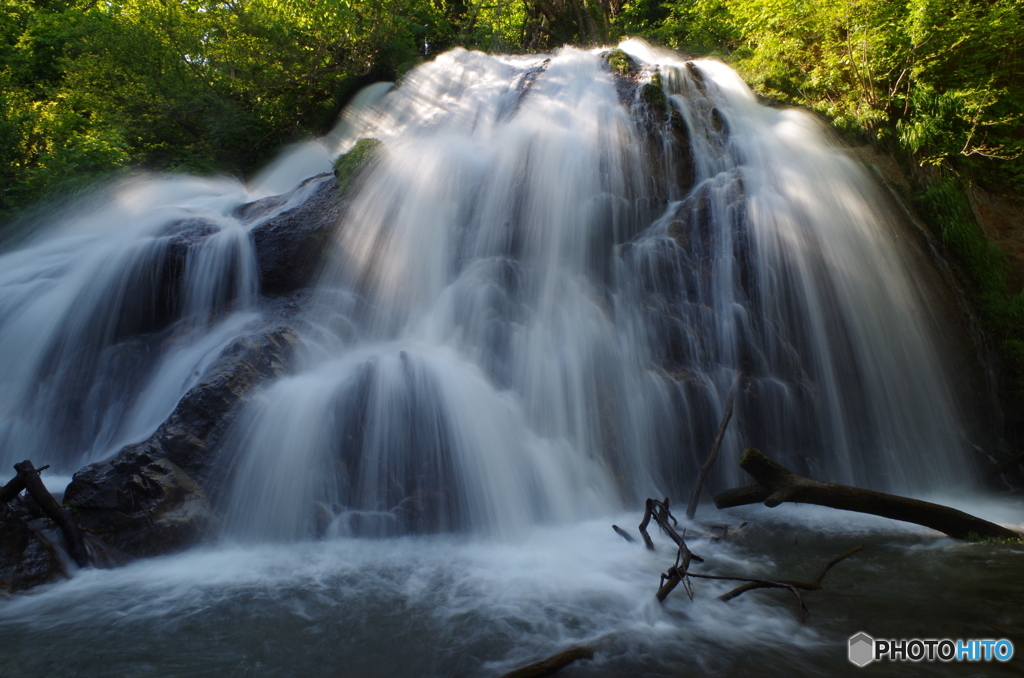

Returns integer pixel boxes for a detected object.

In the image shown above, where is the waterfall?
[0,42,975,541]
[221,43,974,541]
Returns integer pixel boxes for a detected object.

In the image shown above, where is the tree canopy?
[1,0,1020,219]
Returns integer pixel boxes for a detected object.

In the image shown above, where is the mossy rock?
[604,49,634,75]
[333,138,383,193]
[640,71,668,113]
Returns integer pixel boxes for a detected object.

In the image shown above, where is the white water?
[217,43,974,541]
[0,41,1014,676]
[3,504,1023,676]
[0,177,255,470]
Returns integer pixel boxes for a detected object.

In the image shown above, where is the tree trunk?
[3,461,91,567]
[715,449,1021,541]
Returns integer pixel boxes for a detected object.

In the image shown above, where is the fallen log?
[2,461,90,567]
[715,449,1022,541]
[498,646,594,678]
[0,470,30,503]
[686,376,738,520]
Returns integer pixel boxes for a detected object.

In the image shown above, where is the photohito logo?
[848,632,1014,666]
[849,632,874,667]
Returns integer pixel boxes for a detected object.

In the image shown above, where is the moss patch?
[605,49,633,75]
[965,531,1022,544]
[333,138,383,193]
[641,71,668,113]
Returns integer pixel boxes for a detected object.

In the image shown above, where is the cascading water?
[0,177,259,475]
[2,40,1017,678]
[217,42,974,541]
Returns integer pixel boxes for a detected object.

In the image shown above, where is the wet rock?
[248,176,346,295]
[640,72,669,114]
[670,110,696,195]
[507,59,551,119]
[64,325,300,558]
[607,53,645,106]
[685,61,706,93]
[618,65,696,200]
[0,498,66,594]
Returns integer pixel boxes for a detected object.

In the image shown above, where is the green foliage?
[0,0,442,222]
[458,0,528,51]
[620,0,736,55]
[914,180,1006,306]
[965,531,1022,544]
[912,178,1024,391]
[613,0,1023,193]
[333,138,383,192]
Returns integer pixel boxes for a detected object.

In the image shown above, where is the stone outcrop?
[63,325,299,558]
[247,175,346,295]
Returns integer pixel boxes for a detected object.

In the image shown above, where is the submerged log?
[686,376,739,520]
[715,449,1022,541]
[499,646,595,678]
[2,461,90,568]
[611,524,636,543]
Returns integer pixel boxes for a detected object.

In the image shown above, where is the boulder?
[247,176,346,295]
[64,324,300,558]
[0,497,66,594]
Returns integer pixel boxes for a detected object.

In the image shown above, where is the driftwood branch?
[716,544,865,602]
[656,540,699,602]
[641,498,703,559]
[686,376,739,520]
[634,497,705,603]
[638,498,657,550]
[3,461,90,567]
[715,449,1022,541]
[687,572,809,622]
[499,646,594,678]
[611,524,635,543]
[626,495,862,620]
